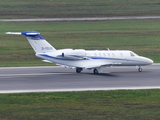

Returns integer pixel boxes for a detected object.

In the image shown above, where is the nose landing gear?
[138,66,142,72]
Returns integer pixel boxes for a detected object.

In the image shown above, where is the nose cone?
[148,59,153,64]
[138,56,153,65]
[144,57,154,65]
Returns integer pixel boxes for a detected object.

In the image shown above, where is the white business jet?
[6,31,153,74]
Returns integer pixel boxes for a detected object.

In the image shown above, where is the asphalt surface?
[0,64,160,93]
[1,16,160,22]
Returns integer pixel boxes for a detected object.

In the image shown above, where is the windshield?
[130,52,138,57]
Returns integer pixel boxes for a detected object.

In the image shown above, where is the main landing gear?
[76,68,99,74]
[76,68,83,73]
[93,68,99,74]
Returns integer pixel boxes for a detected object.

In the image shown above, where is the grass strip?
[0,89,160,120]
[1,0,160,19]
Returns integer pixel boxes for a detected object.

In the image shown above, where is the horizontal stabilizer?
[6,31,40,35]
[6,32,21,35]
[21,31,40,35]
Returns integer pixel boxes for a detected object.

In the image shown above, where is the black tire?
[138,68,142,72]
[93,69,99,74]
[76,68,82,73]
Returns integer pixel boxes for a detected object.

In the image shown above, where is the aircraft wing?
[84,61,121,69]
[42,60,53,63]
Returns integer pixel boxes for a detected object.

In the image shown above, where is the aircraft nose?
[146,58,154,65]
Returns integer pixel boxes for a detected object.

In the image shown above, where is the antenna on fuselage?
[106,48,110,51]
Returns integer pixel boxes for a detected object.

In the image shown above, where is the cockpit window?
[130,52,135,57]
[130,52,137,57]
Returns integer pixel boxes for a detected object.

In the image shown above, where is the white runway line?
[0,73,75,77]
[1,16,160,22]
[0,66,61,69]
[0,86,160,94]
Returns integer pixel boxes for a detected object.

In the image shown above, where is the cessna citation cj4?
[6,31,153,74]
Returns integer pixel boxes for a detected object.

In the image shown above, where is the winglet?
[6,32,21,35]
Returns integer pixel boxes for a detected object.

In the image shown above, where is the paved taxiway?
[0,64,160,93]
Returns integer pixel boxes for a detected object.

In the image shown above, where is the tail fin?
[6,31,56,53]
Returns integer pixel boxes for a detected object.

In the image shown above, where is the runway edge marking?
[0,86,160,94]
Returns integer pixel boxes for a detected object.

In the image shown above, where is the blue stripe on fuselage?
[37,54,141,62]
[38,54,81,61]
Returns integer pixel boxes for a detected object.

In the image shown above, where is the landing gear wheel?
[76,68,82,73]
[93,69,99,74]
[138,67,142,72]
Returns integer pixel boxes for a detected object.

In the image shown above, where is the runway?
[0,64,160,93]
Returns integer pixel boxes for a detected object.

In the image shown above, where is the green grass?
[0,90,160,120]
[0,0,160,19]
[0,19,160,66]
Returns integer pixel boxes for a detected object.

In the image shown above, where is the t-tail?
[6,31,56,53]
